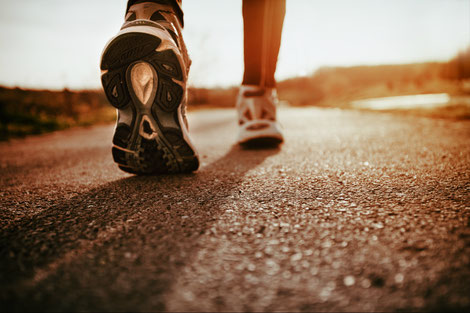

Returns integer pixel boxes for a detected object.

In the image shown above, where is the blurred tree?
[442,46,470,80]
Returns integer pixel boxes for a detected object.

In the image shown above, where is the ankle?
[126,1,184,25]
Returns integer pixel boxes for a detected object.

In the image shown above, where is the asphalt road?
[1,107,469,312]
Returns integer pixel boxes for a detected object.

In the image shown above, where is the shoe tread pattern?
[101,32,198,174]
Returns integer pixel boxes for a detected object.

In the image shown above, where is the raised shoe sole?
[100,27,199,174]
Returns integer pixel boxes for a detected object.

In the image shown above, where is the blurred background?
[1,0,469,139]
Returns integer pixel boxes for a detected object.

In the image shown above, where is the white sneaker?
[100,2,198,174]
[236,85,284,146]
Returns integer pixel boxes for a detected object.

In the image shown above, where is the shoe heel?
[101,33,162,109]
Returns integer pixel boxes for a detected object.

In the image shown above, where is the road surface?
[1,107,469,311]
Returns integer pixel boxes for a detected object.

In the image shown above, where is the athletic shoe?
[100,2,199,174]
[236,85,284,146]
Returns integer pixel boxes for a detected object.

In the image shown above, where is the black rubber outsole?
[101,32,199,175]
[240,137,283,149]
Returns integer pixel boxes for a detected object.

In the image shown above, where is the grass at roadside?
[0,87,116,140]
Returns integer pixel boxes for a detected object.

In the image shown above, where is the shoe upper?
[236,85,279,126]
[236,85,284,143]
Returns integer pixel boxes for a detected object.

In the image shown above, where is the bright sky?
[0,0,469,90]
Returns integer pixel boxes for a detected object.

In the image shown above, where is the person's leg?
[237,0,286,146]
[100,1,199,174]
[242,0,286,88]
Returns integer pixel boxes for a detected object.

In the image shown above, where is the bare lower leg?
[242,0,286,88]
